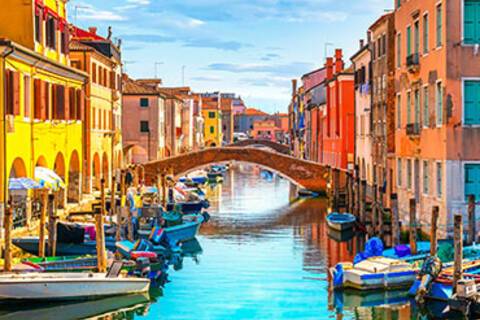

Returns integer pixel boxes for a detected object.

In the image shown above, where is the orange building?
[394,0,480,236]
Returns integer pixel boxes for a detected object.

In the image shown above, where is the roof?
[301,67,326,80]
[244,108,268,116]
[122,76,160,95]
[71,26,106,41]
[69,40,94,52]
[369,12,393,32]
[220,97,233,111]
[350,44,370,62]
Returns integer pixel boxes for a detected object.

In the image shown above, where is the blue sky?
[71,0,391,113]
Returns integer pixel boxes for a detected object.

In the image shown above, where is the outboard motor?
[416,256,443,304]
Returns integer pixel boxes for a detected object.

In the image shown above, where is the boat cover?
[354,237,384,264]
[57,222,85,244]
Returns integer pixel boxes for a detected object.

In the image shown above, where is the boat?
[327,227,355,242]
[179,176,208,185]
[0,293,150,320]
[162,213,206,245]
[326,213,356,231]
[0,263,149,301]
[22,256,98,272]
[298,189,320,198]
[12,237,117,256]
[166,200,208,214]
[330,256,417,290]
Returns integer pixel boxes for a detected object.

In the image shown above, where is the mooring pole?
[409,198,417,255]
[38,190,48,258]
[3,202,13,272]
[333,168,340,212]
[378,186,384,239]
[96,178,107,272]
[371,183,378,237]
[391,193,400,247]
[354,165,360,217]
[430,206,439,256]
[47,194,57,257]
[453,213,463,294]
[468,194,476,245]
[360,180,367,225]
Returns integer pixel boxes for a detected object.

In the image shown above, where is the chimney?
[292,79,297,96]
[325,57,334,80]
[359,39,365,49]
[334,49,344,74]
[88,27,97,35]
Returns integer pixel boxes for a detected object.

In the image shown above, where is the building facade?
[0,0,87,226]
[202,94,222,147]
[352,42,374,186]
[70,26,122,192]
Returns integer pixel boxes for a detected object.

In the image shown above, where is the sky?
[71,0,392,114]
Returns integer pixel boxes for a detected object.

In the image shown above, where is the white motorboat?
[0,267,150,300]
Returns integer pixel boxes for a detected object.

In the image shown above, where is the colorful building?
[0,0,87,226]
[351,41,373,187]
[202,94,222,147]
[122,76,166,163]
[70,26,122,192]
[394,0,480,236]
[220,93,234,144]
[289,81,306,159]
[321,50,355,171]
[251,119,284,142]
[234,107,269,135]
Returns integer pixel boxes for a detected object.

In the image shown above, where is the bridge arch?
[229,139,291,155]
[143,147,329,193]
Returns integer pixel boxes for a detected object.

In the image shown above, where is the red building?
[321,49,355,171]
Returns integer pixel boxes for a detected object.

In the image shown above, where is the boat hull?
[0,273,149,301]
[13,238,117,256]
[164,215,203,245]
[326,220,354,232]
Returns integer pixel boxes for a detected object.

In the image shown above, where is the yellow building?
[201,95,222,147]
[0,0,87,228]
[69,26,122,192]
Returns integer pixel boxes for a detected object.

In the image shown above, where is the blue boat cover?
[354,237,384,264]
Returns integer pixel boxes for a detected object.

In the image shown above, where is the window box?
[406,53,420,73]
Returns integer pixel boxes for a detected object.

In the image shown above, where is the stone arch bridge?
[228,139,291,155]
[143,147,330,193]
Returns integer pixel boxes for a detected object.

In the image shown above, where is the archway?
[54,152,66,209]
[9,157,28,228]
[102,152,109,188]
[92,153,101,190]
[36,155,48,168]
[130,145,148,164]
[67,150,80,203]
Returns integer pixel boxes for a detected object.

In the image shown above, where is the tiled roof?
[69,40,94,52]
[244,108,268,116]
[122,77,159,95]
[71,26,106,41]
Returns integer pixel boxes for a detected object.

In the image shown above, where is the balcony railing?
[406,123,421,136]
[406,53,420,73]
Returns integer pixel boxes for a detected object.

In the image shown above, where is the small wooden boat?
[12,237,117,256]
[326,213,356,232]
[163,213,205,245]
[166,201,208,214]
[23,256,98,272]
[0,263,149,301]
[330,257,417,290]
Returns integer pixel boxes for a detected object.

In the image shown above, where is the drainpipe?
[1,45,15,232]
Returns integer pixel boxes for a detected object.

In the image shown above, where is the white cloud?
[77,4,126,21]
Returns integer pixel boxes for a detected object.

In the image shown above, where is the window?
[423,160,429,194]
[423,86,429,127]
[5,70,14,115]
[140,98,149,107]
[436,3,443,47]
[382,34,387,55]
[45,15,56,49]
[423,14,429,54]
[140,121,149,133]
[407,26,412,56]
[397,33,402,68]
[33,79,42,119]
[397,0,401,8]
[414,89,420,125]
[69,87,76,120]
[407,159,412,189]
[210,126,215,134]
[436,82,443,126]
[414,20,420,55]
[465,164,480,201]
[397,158,402,187]
[24,76,30,118]
[92,63,97,83]
[208,112,216,119]
[397,94,402,128]
[464,0,480,44]
[52,85,65,120]
[437,162,443,198]
[372,42,376,60]
[407,91,411,124]
[35,8,42,43]
[464,80,480,125]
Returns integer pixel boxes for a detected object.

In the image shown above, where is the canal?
[0,164,438,319]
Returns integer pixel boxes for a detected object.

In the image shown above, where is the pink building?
[122,76,166,164]
[251,119,284,142]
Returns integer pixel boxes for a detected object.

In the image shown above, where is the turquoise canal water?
[0,164,441,319]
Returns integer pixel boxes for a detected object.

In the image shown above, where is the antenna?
[181,65,186,86]
[154,62,164,79]
[324,42,334,60]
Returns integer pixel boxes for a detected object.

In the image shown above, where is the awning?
[9,178,43,191]
[35,167,65,191]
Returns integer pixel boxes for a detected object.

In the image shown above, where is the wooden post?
[38,191,48,258]
[360,180,367,224]
[468,194,476,245]
[354,165,360,217]
[3,202,13,272]
[110,176,116,218]
[378,186,384,239]
[47,194,57,257]
[96,179,107,273]
[161,170,167,208]
[409,198,417,255]
[371,183,378,236]
[430,206,439,256]
[391,194,400,246]
[453,213,463,294]
[116,171,125,242]
[333,169,340,212]
[347,173,353,213]
[156,172,162,204]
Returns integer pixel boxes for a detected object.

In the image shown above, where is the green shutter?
[464,80,480,125]
[465,164,480,200]
[407,26,412,56]
[465,1,476,44]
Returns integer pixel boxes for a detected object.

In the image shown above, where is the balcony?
[406,123,421,136]
[406,53,420,73]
